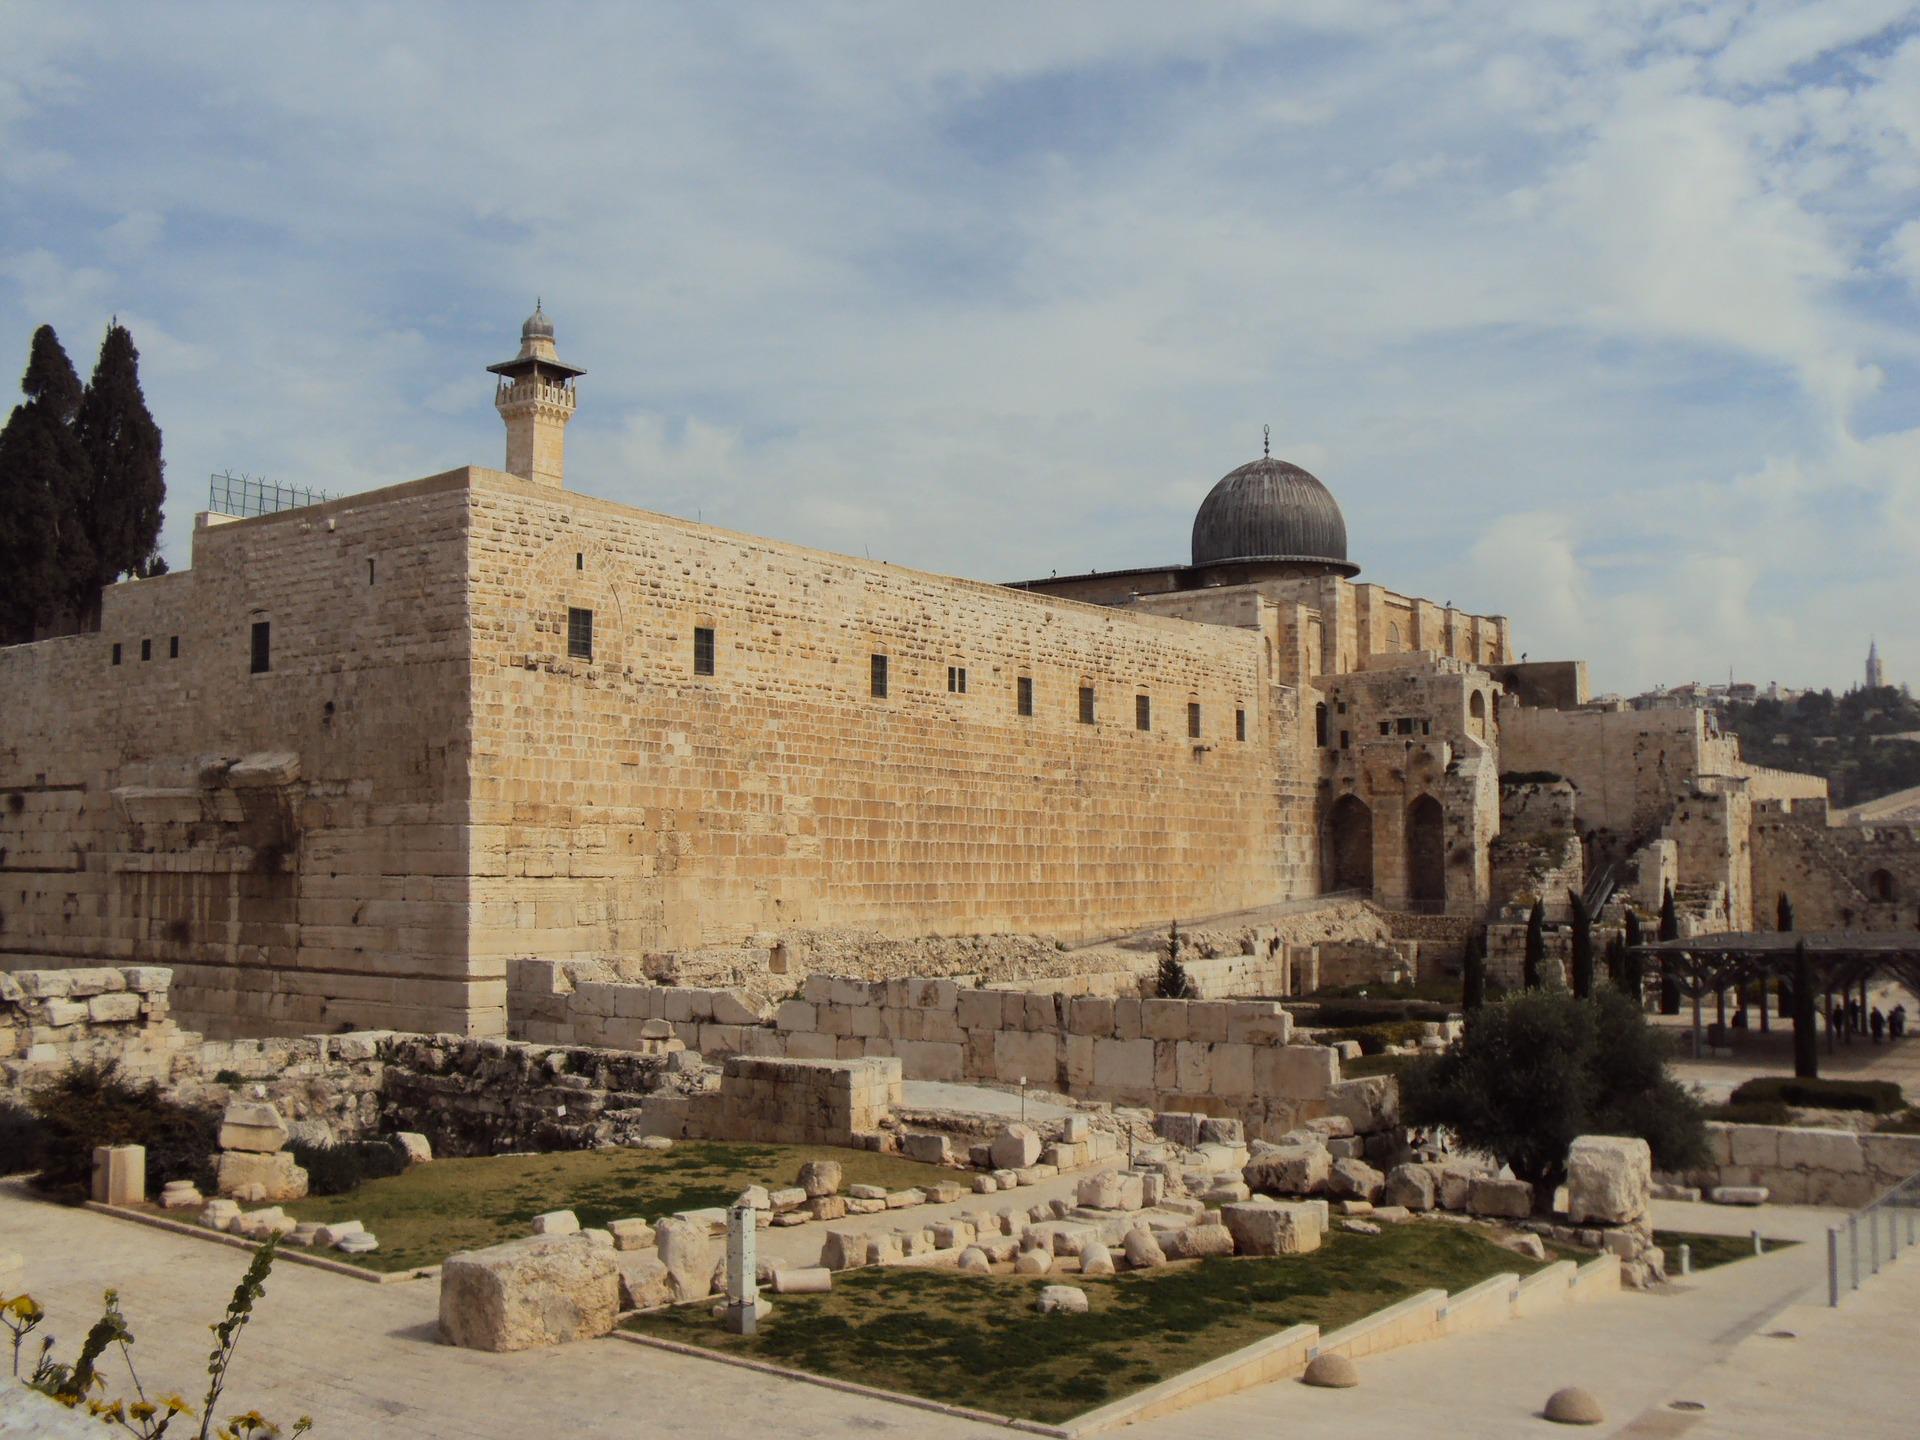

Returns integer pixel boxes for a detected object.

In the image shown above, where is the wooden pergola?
[1631,932,1920,1063]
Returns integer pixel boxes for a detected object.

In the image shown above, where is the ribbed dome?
[521,300,555,342]
[1191,457,1349,568]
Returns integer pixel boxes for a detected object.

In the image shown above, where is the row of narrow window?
[566,607,1247,738]
[109,636,181,665]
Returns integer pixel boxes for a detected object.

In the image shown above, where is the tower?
[1866,638,1884,690]
[487,301,584,487]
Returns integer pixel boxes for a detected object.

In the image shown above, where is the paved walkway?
[7,1182,1912,1440]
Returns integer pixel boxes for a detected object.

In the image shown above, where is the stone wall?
[1752,805,1920,932]
[706,1055,901,1148]
[0,964,180,1079]
[0,474,482,1037]
[1669,1122,1920,1209]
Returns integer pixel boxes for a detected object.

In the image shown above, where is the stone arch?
[1869,869,1896,902]
[1324,794,1374,895]
[1469,689,1488,739]
[1406,794,1446,912]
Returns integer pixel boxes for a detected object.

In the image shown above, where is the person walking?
[1871,1007,1886,1044]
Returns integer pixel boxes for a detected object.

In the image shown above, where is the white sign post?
[725,1199,760,1336]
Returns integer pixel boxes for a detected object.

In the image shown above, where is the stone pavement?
[7,1179,1912,1440]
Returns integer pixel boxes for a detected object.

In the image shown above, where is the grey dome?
[1190,457,1350,568]
[521,300,555,342]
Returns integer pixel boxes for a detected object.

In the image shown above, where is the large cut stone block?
[215,1150,308,1202]
[1566,1135,1652,1225]
[218,1101,290,1154]
[1466,1176,1534,1218]
[654,1216,717,1301]
[1244,1144,1330,1196]
[439,1236,619,1351]
[1221,1201,1322,1255]
[990,1125,1042,1170]
[91,1145,146,1206]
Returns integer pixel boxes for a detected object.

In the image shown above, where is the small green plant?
[1156,920,1195,999]
[4,1238,313,1438]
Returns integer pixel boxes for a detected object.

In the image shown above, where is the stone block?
[1709,1185,1769,1206]
[394,1132,433,1165]
[1123,1227,1167,1268]
[87,993,141,1024]
[1160,1223,1235,1259]
[616,1253,672,1310]
[43,999,87,1028]
[607,1218,655,1252]
[904,1132,951,1165]
[1141,999,1189,1041]
[990,1124,1043,1170]
[768,1187,807,1213]
[1013,1248,1052,1275]
[1383,1164,1436,1212]
[91,1145,145,1206]
[799,1160,843,1197]
[1254,1045,1339,1100]
[218,1101,290,1155]
[532,1210,581,1236]
[993,1029,1058,1087]
[1198,1117,1245,1145]
[439,1236,619,1351]
[809,1195,849,1221]
[654,1216,716,1300]
[1466,1176,1534,1219]
[1327,1158,1385,1203]
[215,1150,307,1202]
[1244,1144,1330,1196]
[1092,1037,1156,1092]
[1221,1200,1322,1255]
[1036,1284,1088,1314]
[1777,1128,1865,1175]
[1156,1112,1205,1148]
[1566,1136,1652,1225]
[773,1266,832,1295]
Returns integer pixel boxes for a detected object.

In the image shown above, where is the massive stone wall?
[1751,804,1920,932]
[0,474,481,1036]
[1670,1122,1920,1209]
[462,469,1314,962]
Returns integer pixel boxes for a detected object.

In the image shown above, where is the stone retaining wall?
[0,965,181,1080]
[1665,1122,1920,1208]
[706,1055,902,1148]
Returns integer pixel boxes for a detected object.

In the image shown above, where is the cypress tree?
[1656,882,1681,1013]
[1156,919,1194,999]
[1568,889,1594,999]
[73,321,165,621]
[1462,928,1486,1014]
[0,326,94,641]
[1523,898,1545,991]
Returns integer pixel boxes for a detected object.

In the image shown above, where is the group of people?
[1829,996,1909,1043]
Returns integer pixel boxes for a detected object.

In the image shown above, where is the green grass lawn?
[1655,1229,1798,1271]
[625,1222,1554,1423]
[278,1142,950,1273]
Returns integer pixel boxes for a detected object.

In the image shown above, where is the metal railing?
[1827,1171,1920,1306]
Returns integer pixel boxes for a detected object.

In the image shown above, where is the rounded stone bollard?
[1544,1387,1604,1425]
[1302,1353,1359,1389]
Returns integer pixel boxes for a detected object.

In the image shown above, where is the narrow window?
[1079,686,1096,724]
[249,621,270,674]
[1314,702,1329,747]
[368,557,376,585]
[870,653,889,698]
[1135,694,1151,732]
[1379,721,1391,737]
[111,643,122,667]
[575,552,584,571]
[1017,676,1034,717]
[1187,701,1201,738]
[1340,729,1351,750]
[567,607,593,661]
[1236,708,1248,741]
[947,665,967,694]
[168,636,179,659]
[693,626,716,676]
[140,638,152,662]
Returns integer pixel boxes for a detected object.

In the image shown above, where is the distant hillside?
[1721,685,1920,808]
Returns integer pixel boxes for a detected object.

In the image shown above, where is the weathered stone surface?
[1078,1240,1116,1276]
[956,1245,992,1274]
[91,1145,146,1206]
[1544,1386,1604,1425]
[822,1230,869,1270]
[1014,1248,1053,1275]
[799,1160,843,1197]
[394,1132,433,1165]
[1221,1201,1321,1256]
[1036,1284,1089,1314]
[607,1218,654,1252]
[1709,1185,1768,1206]
[531,1209,580,1236]
[1303,1353,1359,1388]
[214,1150,307,1202]
[1123,1227,1167,1269]
[1244,1144,1330,1196]
[1327,1158,1385,1203]
[654,1216,716,1301]
[1467,1176,1534,1219]
[991,1125,1043,1170]
[1160,1223,1235,1260]
[615,1253,673,1310]
[1503,1233,1548,1261]
[218,1101,290,1155]
[1383,1164,1436,1212]
[1566,1136,1651,1226]
[904,1132,952,1165]
[439,1236,619,1352]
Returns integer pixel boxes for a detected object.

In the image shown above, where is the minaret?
[1866,638,1884,690]
[487,301,585,487]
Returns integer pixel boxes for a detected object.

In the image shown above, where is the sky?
[2,1,1917,697]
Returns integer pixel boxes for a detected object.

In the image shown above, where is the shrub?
[1401,989,1708,1210]
[212,1069,245,1087]
[1156,919,1195,999]
[25,1062,220,1198]
[0,1099,47,1176]
[1299,1000,1453,1027]
[289,1138,408,1196]
[1727,1076,1904,1115]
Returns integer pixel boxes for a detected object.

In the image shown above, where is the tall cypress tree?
[1523,897,1546,990]
[0,326,94,642]
[74,321,165,621]
[1657,881,1681,1014]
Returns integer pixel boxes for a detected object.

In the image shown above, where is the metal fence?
[207,471,331,518]
[1827,1170,1920,1305]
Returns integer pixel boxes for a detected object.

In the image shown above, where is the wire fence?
[208,471,331,518]
[1828,1169,1920,1305]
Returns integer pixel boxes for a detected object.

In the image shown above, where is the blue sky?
[3,1,1917,694]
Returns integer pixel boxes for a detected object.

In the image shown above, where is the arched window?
[1405,795,1446,912]
[1469,690,1488,738]
[1869,870,1896,902]
[1387,622,1400,647]
[1323,795,1374,895]
[1315,702,1330,748]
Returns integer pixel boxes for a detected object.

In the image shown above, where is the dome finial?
[1263,424,1270,458]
